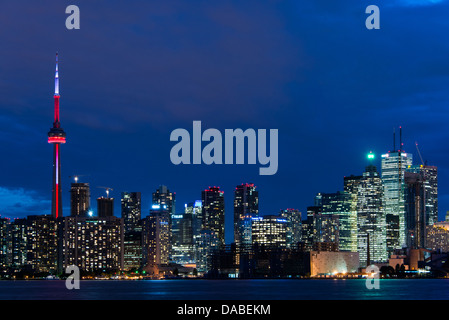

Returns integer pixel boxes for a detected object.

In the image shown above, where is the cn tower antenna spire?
[55,52,59,96]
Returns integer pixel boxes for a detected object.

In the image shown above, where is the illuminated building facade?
[251,215,287,249]
[27,215,58,273]
[321,191,357,252]
[202,187,225,246]
[234,183,259,245]
[381,150,413,255]
[344,163,387,267]
[142,207,170,267]
[152,185,176,215]
[196,229,221,274]
[59,216,124,272]
[310,251,359,276]
[8,218,27,271]
[0,218,9,269]
[426,222,449,253]
[279,209,302,248]
[121,192,141,233]
[123,231,142,271]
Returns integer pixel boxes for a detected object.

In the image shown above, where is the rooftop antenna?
[393,128,396,152]
[399,126,403,152]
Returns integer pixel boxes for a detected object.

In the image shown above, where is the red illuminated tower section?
[48,53,66,219]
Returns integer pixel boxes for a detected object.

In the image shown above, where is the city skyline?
[1,1,449,249]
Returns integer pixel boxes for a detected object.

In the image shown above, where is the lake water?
[0,279,448,300]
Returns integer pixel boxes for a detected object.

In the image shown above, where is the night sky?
[1,0,449,243]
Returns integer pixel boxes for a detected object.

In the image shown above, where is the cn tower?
[48,53,66,219]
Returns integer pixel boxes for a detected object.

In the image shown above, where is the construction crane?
[69,174,88,183]
[415,142,425,166]
[98,186,113,198]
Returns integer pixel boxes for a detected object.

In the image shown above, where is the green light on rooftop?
[367,152,375,159]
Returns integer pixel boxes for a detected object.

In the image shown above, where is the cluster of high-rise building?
[1,55,448,278]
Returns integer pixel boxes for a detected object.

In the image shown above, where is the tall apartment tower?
[70,182,90,217]
[234,183,259,245]
[142,207,171,268]
[202,186,225,246]
[97,197,114,218]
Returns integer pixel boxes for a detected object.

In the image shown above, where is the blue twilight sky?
[1,0,449,243]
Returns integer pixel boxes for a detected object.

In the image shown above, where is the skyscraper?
[321,191,357,252]
[404,171,426,249]
[234,183,259,245]
[381,133,413,254]
[407,164,438,226]
[48,53,66,219]
[70,182,90,217]
[142,207,171,269]
[152,185,176,215]
[344,161,387,266]
[97,197,114,218]
[202,187,225,246]
[121,192,141,233]
[279,209,302,248]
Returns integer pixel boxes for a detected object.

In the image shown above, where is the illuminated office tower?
[279,209,302,248]
[321,191,357,252]
[59,216,124,272]
[142,206,170,268]
[121,192,141,233]
[123,231,142,271]
[407,164,438,226]
[381,132,413,254]
[344,161,387,266]
[70,182,90,217]
[320,214,339,245]
[202,187,225,246]
[185,201,202,240]
[97,197,114,218]
[301,206,321,251]
[404,171,427,249]
[27,215,58,273]
[171,205,200,265]
[196,229,221,274]
[251,215,288,248]
[234,183,259,245]
[152,185,176,215]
